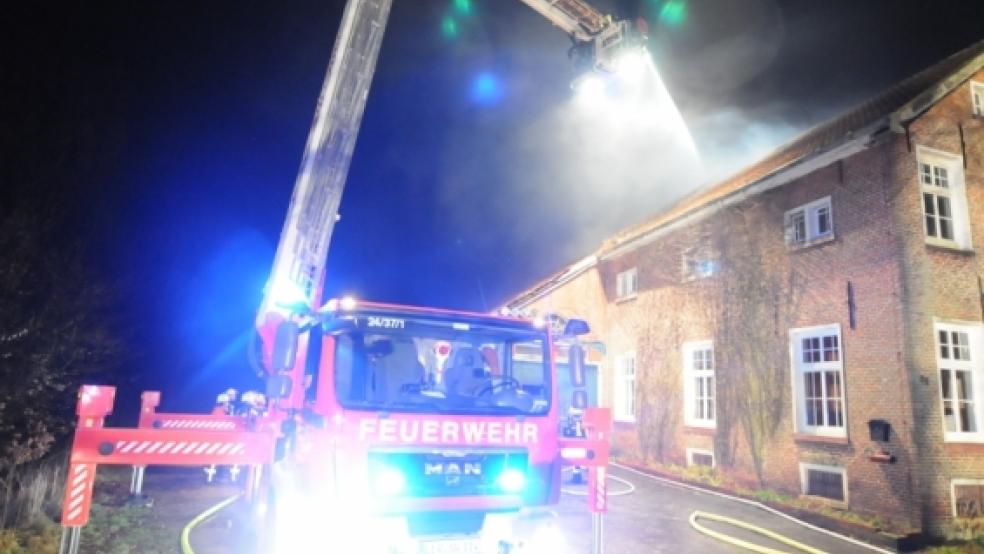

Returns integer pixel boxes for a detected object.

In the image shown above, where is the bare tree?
[710,202,801,486]
[0,208,126,528]
[633,305,682,463]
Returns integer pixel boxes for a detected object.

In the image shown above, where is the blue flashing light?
[453,0,473,16]
[470,72,503,105]
[374,466,407,496]
[497,468,526,493]
[441,16,458,39]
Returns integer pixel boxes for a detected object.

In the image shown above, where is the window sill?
[787,233,836,251]
[684,425,716,436]
[794,433,849,446]
[943,433,984,445]
[613,417,636,425]
[614,294,637,304]
[944,442,984,455]
[925,240,975,255]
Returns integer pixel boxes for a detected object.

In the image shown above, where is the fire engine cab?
[263,299,597,553]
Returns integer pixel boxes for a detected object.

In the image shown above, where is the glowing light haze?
[488,51,703,263]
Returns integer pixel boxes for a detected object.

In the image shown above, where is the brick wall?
[894,68,984,536]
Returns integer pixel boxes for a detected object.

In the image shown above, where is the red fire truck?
[58,0,647,552]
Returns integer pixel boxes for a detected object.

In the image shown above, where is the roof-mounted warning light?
[320,296,359,313]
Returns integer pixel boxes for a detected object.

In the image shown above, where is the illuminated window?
[800,463,847,504]
[936,322,984,442]
[785,196,833,246]
[683,341,714,428]
[614,352,636,422]
[616,267,638,299]
[972,81,984,116]
[682,246,718,281]
[790,324,846,438]
[918,146,971,250]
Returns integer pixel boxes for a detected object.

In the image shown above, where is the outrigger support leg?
[129,465,146,496]
[58,526,81,554]
[592,512,604,554]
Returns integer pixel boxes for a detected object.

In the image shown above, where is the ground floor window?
[935,322,984,442]
[683,341,715,428]
[799,462,847,504]
[790,324,846,437]
[614,351,636,422]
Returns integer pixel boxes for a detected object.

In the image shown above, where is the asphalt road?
[549,464,886,554]
[183,464,889,553]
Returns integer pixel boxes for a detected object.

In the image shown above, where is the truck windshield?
[332,324,550,416]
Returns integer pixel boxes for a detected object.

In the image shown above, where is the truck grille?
[368,449,528,497]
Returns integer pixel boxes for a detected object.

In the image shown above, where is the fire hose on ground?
[180,493,242,554]
[561,467,636,497]
[689,511,828,554]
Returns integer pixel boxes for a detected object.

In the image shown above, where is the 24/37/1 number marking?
[367,316,406,329]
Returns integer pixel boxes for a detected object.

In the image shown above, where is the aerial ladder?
[58,1,647,553]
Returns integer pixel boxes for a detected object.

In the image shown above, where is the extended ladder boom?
[258,0,393,326]
[519,0,610,41]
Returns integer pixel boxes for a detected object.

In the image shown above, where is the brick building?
[506,41,984,537]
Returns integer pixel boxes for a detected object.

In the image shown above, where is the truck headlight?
[373,466,407,496]
[496,468,526,493]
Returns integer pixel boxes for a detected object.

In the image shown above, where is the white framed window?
[917,146,972,250]
[951,479,984,518]
[616,268,638,299]
[972,81,984,116]
[789,324,847,438]
[799,462,848,505]
[686,448,715,468]
[935,321,984,442]
[613,352,636,422]
[784,196,833,246]
[683,341,715,428]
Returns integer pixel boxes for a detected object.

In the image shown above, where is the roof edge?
[506,254,598,309]
[891,43,984,130]
[599,128,878,260]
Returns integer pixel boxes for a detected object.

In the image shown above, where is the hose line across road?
[561,467,637,497]
[180,493,242,554]
[690,511,828,554]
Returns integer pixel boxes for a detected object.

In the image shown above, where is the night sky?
[4,1,981,411]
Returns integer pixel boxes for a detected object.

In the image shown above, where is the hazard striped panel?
[115,439,247,456]
[60,463,96,527]
[590,466,608,513]
[70,428,275,466]
[156,419,240,431]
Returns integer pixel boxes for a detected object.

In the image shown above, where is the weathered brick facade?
[507,49,984,537]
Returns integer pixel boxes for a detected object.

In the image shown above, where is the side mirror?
[563,318,590,337]
[572,389,588,410]
[272,321,300,371]
[266,375,293,399]
[568,343,586,388]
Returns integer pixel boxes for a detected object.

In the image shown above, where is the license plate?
[418,538,483,554]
